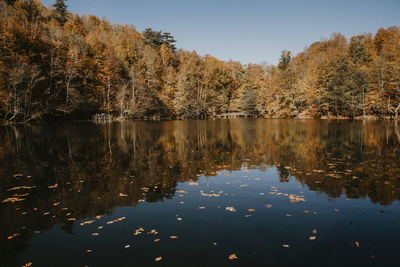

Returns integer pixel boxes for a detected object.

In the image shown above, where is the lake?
[1,119,400,267]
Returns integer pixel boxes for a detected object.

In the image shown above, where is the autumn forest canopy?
[1,0,400,122]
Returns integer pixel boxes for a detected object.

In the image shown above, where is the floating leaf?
[154,239,160,242]
[312,228,318,234]
[228,254,238,260]
[169,236,178,239]
[2,197,25,203]
[155,257,162,262]
[7,234,19,240]
[309,236,316,240]
[124,244,130,248]
[225,207,237,212]
[265,204,272,208]
[355,241,360,247]
[282,244,290,248]
[80,220,95,226]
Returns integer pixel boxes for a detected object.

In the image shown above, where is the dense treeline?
[1,0,400,122]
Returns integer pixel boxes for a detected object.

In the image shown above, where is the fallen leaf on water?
[309,236,316,240]
[169,236,178,239]
[2,197,25,203]
[107,217,126,224]
[124,244,130,248]
[282,244,290,248]
[86,250,92,253]
[198,206,206,209]
[265,204,272,208]
[7,186,36,191]
[355,241,360,247]
[98,226,103,230]
[13,193,30,197]
[244,215,252,218]
[154,239,160,242]
[228,254,238,260]
[155,257,162,262]
[247,209,255,212]
[48,184,58,189]
[180,201,184,205]
[21,262,32,267]
[177,217,182,221]
[67,217,76,221]
[8,234,19,240]
[225,207,237,212]
[92,233,99,236]
[119,193,128,197]
[285,214,292,217]
[312,228,318,234]
[213,242,217,246]
[80,220,95,226]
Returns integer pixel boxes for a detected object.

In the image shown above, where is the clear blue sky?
[40,0,400,65]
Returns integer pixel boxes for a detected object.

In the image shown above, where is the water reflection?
[0,119,399,265]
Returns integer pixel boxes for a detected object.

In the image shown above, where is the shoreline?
[1,115,399,126]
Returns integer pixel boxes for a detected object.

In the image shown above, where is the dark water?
[1,119,400,267]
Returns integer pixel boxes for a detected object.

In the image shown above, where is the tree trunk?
[395,102,400,120]
[65,75,70,108]
[107,75,110,114]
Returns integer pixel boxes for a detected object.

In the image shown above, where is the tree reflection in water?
[0,119,399,266]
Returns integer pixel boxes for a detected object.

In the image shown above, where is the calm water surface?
[1,119,400,267]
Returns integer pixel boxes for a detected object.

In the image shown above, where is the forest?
[1,0,400,122]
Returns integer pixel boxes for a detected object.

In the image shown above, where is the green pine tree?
[53,0,69,26]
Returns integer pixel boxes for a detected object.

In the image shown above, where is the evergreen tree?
[143,28,176,50]
[278,50,291,70]
[53,0,69,26]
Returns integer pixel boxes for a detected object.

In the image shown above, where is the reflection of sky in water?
[0,119,399,266]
